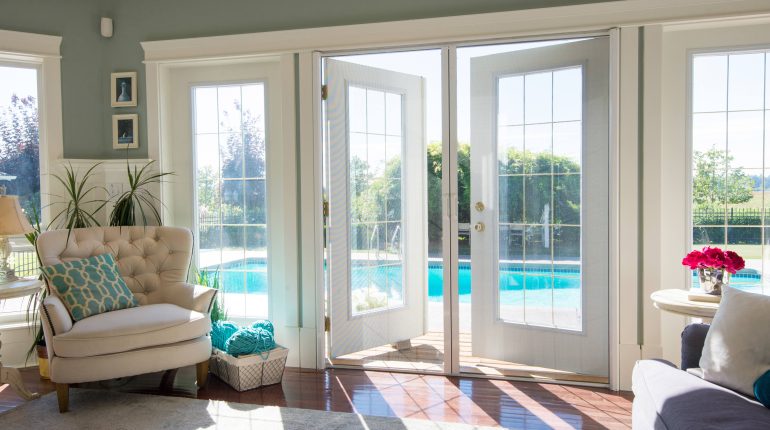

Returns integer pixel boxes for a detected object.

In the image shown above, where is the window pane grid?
[195,83,268,318]
[349,85,405,315]
[691,50,769,295]
[497,66,582,331]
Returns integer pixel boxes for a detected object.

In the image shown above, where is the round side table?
[0,278,44,400]
[650,289,719,319]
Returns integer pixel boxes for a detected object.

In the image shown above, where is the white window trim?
[652,16,770,367]
[140,0,770,390]
[0,29,62,327]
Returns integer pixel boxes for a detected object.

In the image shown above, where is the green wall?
[0,0,615,159]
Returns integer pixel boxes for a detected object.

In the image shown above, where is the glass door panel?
[463,37,610,379]
[194,83,269,318]
[324,49,443,371]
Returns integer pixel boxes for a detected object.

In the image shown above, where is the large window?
[691,49,770,294]
[0,64,41,316]
[194,83,268,318]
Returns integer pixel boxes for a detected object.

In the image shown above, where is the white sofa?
[36,226,216,412]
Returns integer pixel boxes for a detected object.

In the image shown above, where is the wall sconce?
[101,17,113,38]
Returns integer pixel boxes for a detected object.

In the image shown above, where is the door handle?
[474,222,485,232]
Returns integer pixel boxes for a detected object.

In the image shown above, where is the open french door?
[469,37,610,376]
[325,58,428,358]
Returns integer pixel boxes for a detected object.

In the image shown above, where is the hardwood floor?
[0,366,633,429]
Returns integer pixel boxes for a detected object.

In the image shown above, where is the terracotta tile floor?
[0,366,633,428]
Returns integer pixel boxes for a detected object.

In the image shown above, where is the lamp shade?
[0,195,34,236]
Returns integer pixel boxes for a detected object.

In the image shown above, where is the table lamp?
[0,194,34,283]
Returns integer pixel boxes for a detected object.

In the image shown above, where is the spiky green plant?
[49,163,106,232]
[23,204,46,360]
[109,161,172,226]
[195,268,227,322]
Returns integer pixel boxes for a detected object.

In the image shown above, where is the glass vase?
[698,267,726,295]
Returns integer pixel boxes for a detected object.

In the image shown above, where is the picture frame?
[111,71,137,107]
[113,114,139,149]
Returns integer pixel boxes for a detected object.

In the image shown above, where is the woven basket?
[209,346,288,392]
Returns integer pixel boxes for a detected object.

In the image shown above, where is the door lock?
[474,222,485,232]
[474,201,485,212]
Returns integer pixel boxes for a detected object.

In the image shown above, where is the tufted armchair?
[36,226,216,412]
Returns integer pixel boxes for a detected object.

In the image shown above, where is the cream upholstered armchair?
[36,226,216,412]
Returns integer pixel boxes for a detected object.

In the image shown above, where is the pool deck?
[331,331,608,384]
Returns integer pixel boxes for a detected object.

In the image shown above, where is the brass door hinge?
[324,315,331,332]
[323,200,329,217]
[321,84,328,101]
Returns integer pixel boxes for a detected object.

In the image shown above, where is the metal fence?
[693,208,767,226]
[10,248,38,278]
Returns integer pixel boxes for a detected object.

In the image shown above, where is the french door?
[322,36,611,379]
[469,38,610,376]
[325,58,428,358]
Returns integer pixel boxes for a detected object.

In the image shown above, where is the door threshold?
[459,364,608,385]
[326,362,609,388]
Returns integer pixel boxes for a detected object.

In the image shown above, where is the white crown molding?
[0,29,61,59]
[141,0,770,62]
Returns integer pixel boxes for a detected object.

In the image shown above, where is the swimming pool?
[206,259,764,303]
[207,259,583,308]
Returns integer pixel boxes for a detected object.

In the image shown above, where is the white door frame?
[316,32,619,382]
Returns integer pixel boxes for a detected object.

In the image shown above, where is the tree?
[692,148,753,209]
[197,94,267,249]
[0,94,40,217]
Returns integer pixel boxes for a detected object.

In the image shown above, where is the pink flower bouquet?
[681,246,745,295]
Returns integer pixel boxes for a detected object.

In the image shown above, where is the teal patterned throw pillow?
[41,254,139,321]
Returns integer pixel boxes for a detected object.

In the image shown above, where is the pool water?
[206,260,765,304]
[208,260,583,308]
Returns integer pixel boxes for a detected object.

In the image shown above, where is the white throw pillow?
[700,286,770,396]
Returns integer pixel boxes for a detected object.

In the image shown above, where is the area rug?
[0,389,500,429]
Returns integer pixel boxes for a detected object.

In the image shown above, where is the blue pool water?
[207,259,764,303]
[208,260,583,308]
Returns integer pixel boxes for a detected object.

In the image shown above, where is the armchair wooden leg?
[196,360,209,389]
[55,383,69,413]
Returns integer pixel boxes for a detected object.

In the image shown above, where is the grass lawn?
[724,244,763,260]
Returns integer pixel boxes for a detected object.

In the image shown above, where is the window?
[690,50,770,294]
[0,64,41,317]
[194,83,268,318]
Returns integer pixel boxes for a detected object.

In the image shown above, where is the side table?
[0,278,44,400]
[650,288,719,320]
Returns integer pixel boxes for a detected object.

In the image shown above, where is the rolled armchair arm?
[681,323,710,370]
[40,295,73,354]
[162,282,217,314]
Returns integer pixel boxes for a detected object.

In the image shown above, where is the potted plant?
[49,163,107,232]
[195,268,226,323]
[109,160,172,226]
[25,163,106,377]
[682,246,746,295]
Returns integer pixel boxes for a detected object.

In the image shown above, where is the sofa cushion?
[633,359,770,429]
[42,253,138,321]
[52,303,210,358]
[700,286,770,397]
